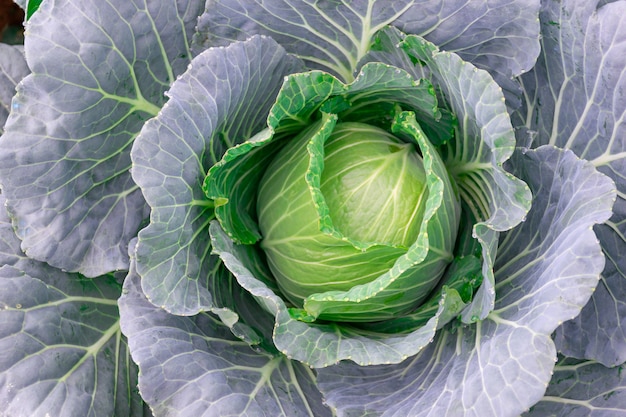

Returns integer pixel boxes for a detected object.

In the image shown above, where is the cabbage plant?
[0,0,625,416]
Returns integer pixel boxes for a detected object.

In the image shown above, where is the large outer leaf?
[398,33,531,321]
[0,0,204,276]
[193,0,540,92]
[523,357,626,417]
[118,262,332,417]
[0,197,146,417]
[513,0,626,366]
[395,0,540,104]
[0,44,28,134]
[315,146,615,417]
[130,36,302,315]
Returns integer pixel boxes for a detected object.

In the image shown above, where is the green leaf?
[0,0,205,276]
[206,61,447,247]
[211,220,456,368]
[300,111,461,321]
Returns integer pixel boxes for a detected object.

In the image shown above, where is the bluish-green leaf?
[130,35,302,315]
[316,146,615,417]
[193,0,540,96]
[0,268,146,417]
[0,44,28,135]
[513,0,626,367]
[118,263,332,417]
[0,202,145,417]
[194,0,415,82]
[0,194,147,416]
[394,0,540,105]
[523,357,626,417]
[0,0,204,276]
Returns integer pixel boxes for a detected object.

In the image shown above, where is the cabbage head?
[248,114,460,321]
[201,31,527,351]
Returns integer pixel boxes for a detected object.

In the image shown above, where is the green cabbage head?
[256,120,460,321]
[205,46,465,323]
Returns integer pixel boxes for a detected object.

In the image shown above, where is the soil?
[0,0,24,43]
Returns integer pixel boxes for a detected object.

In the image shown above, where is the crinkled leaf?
[130,36,302,315]
[193,0,540,97]
[358,28,460,145]
[118,263,332,417]
[315,146,615,417]
[513,0,626,367]
[204,70,344,247]
[399,34,531,321]
[523,357,626,417]
[0,0,204,276]
[0,44,28,135]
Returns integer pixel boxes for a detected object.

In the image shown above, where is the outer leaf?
[0,207,145,416]
[0,44,28,134]
[193,0,540,92]
[194,0,415,82]
[118,262,332,417]
[0,0,204,276]
[316,146,615,417]
[130,36,302,315]
[0,194,147,416]
[399,34,531,321]
[0,267,146,417]
[394,0,540,104]
[523,357,626,417]
[513,0,626,366]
